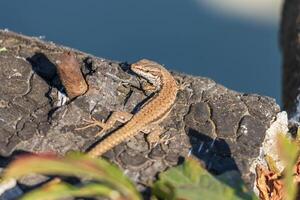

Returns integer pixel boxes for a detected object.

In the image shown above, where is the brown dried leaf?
[256,165,284,200]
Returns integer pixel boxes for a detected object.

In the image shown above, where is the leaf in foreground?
[255,133,300,200]
[277,134,299,200]
[20,180,121,200]
[152,157,258,200]
[1,153,141,200]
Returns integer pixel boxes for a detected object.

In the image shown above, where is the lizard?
[79,59,179,158]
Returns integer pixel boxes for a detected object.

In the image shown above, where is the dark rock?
[0,30,280,190]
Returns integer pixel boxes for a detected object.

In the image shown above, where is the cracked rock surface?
[0,30,280,189]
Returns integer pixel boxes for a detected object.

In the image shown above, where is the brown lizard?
[79,59,179,158]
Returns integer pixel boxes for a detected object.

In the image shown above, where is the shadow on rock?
[27,53,64,92]
[187,128,239,175]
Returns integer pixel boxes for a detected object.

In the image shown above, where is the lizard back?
[88,59,178,157]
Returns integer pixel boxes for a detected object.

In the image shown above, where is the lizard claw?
[75,117,108,136]
[159,134,176,145]
[176,77,191,91]
[147,133,175,149]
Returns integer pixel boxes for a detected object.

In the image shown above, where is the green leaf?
[2,152,141,200]
[152,158,258,200]
[277,134,299,200]
[20,181,121,200]
[217,170,254,199]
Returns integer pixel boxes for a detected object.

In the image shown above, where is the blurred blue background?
[0,0,282,104]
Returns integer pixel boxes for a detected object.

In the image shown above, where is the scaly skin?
[87,59,178,157]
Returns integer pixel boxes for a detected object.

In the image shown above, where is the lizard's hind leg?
[142,124,175,149]
[76,111,133,137]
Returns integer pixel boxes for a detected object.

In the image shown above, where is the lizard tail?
[87,128,137,158]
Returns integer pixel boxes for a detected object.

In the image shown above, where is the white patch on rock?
[57,90,68,107]
[289,94,300,125]
[250,111,289,193]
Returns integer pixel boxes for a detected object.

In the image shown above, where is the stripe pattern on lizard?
[82,59,179,158]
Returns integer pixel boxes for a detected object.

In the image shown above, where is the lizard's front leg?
[175,76,191,91]
[76,111,133,136]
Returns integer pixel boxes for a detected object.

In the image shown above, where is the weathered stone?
[0,30,280,191]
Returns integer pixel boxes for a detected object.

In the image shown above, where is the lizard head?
[131,59,163,85]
